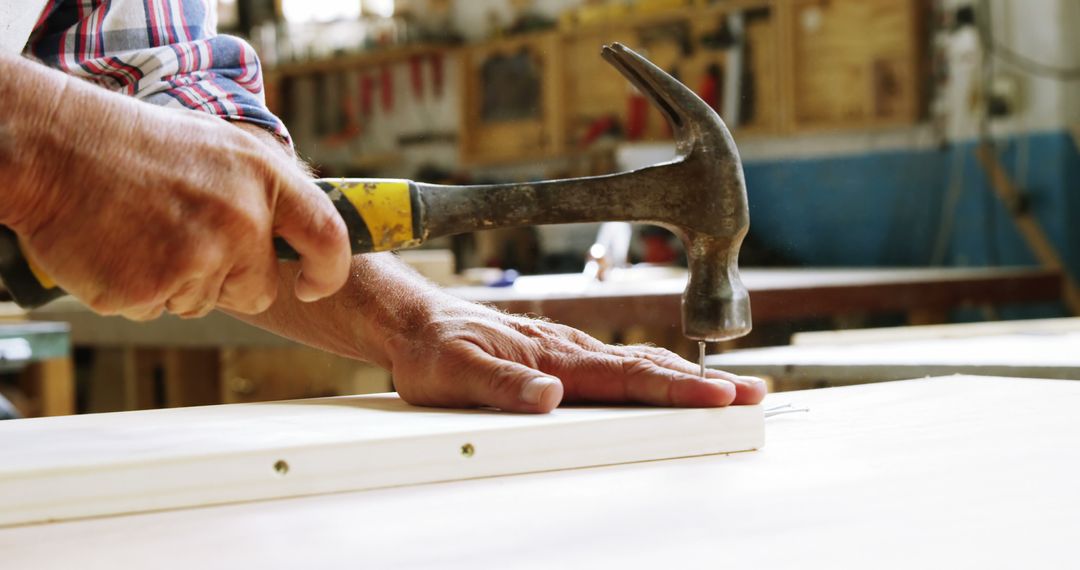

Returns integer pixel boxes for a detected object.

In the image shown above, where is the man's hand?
[0,53,350,319]
[384,298,767,413]
[240,256,768,414]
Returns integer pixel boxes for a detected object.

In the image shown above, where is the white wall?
[451,0,585,41]
[937,0,1078,140]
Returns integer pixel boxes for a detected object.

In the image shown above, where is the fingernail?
[295,278,321,303]
[520,377,560,405]
[255,293,276,313]
[741,376,768,388]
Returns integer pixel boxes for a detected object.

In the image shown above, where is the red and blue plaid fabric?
[25,0,288,142]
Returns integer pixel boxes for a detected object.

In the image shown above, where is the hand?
[385,298,767,413]
[7,71,350,320]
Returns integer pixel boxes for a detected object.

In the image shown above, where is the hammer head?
[601,43,751,342]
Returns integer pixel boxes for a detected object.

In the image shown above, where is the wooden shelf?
[265,43,460,81]
[267,0,930,169]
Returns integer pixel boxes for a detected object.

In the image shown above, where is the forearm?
[232,254,450,369]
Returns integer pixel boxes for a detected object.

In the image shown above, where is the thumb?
[273,174,350,302]
[470,352,564,413]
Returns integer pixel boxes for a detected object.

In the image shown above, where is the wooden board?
[783,0,926,130]
[792,316,1080,345]
[0,394,763,528]
[3,376,1078,568]
[708,331,1080,388]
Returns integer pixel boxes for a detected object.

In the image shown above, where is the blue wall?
[744,129,1079,273]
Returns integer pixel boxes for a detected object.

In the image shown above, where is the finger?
[398,342,563,413]
[163,278,201,316]
[615,345,767,405]
[463,344,564,413]
[164,270,226,319]
[548,352,737,407]
[272,176,349,302]
[118,302,166,322]
[217,247,279,314]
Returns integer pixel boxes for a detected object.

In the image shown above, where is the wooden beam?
[975,143,1080,315]
[23,357,74,417]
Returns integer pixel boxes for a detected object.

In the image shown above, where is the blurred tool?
[583,222,633,282]
[380,65,394,113]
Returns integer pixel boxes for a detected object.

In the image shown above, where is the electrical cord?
[990,40,1080,81]
[976,0,1080,81]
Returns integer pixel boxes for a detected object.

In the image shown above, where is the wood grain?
[0,394,763,527]
[2,376,1076,568]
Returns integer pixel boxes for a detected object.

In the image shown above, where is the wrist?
[346,256,457,368]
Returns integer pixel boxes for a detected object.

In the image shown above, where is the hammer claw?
[601,44,684,130]
[601,43,723,155]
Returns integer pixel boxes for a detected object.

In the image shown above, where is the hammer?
[0,44,751,343]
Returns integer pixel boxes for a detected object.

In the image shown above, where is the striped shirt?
[25,0,288,141]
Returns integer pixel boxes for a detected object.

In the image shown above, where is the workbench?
[25,266,1062,411]
[708,317,1080,390]
[451,266,1063,330]
[3,375,1076,568]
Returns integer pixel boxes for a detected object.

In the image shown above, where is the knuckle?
[620,357,657,378]
[84,292,119,315]
[307,207,347,248]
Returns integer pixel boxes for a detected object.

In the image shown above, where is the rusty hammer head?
[601,43,751,342]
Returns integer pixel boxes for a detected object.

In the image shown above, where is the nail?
[295,276,321,303]
[740,376,768,388]
[520,377,560,405]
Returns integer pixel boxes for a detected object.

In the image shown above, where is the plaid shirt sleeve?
[26,0,290,143]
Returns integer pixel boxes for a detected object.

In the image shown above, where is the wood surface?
[22,357,74,417]
[783,0,926,130]
[2,376,1076,569]
[0,394,763,527]
[708,330,1080,388]
[450,266,1063,330]
[459,32,566,165]
[792,316,1080,345]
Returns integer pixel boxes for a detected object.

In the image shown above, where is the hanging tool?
[698,62,723,111]
[379,64,394,113]
[409,54,425,100]
[0,44,752,343]
[625,85,648,141]
[360,73,375,118]
[430,53,445,98]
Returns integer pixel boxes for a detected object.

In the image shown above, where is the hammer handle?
[0,179,426,309]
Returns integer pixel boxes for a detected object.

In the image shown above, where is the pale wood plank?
[0,394,763,527]
[708,332,1080,387]
[793,316,1080,345]
[1,377,1076,568]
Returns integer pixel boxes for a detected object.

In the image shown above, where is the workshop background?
[2,0,1079,418]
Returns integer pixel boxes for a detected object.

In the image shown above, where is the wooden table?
[3,376,1077,568]
[32,266,1062,347]
[450,266,1062,330]
[708,317,1080,390]
[25,266,1062,411]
